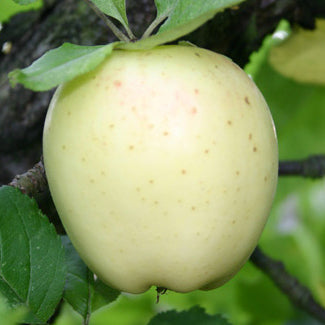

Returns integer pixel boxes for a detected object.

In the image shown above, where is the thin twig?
[279,155,325,178]
[83,0,130,42]
[250,247,325,323]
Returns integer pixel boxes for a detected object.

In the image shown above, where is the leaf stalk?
[141,12,169,40]
[84,0,130,42]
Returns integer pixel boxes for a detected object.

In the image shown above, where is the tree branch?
[8,160,65,234]
[279,155,325,178]
[10,155,324,197]
[9,159,47,197]
[250,247,325,323]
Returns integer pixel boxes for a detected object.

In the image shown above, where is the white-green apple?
[43,45,278,294]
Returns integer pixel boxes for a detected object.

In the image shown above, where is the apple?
[43,45,278,294]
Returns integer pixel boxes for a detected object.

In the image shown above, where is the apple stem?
[84,0,131,42]
[156,286,168,303]
[141,12,170,39]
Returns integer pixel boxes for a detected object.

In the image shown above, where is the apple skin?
[43,45,278,294]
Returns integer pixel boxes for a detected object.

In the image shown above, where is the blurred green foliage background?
[0,0,42,22]
[0,2,324,325]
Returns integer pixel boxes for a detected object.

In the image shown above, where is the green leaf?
[0,186,66,324]
[245,19,291,78]
[61,236,120,320]
[61,236,92,320]
[120,0,244,50]
[91,278,120,312]
[90,0,129,30]
[152,0,180,31]
[245,17,325,314]
[148,306,232,325]
[154,0,176,19]
[10,0,38,5]
[9,42,118,91]
[269,18,325,85]
[0,0,42,23]
[0,294,27,325]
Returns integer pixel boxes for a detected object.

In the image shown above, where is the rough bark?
[1,0,325,183]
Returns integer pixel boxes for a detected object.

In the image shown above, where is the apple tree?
[0,0,325,324]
